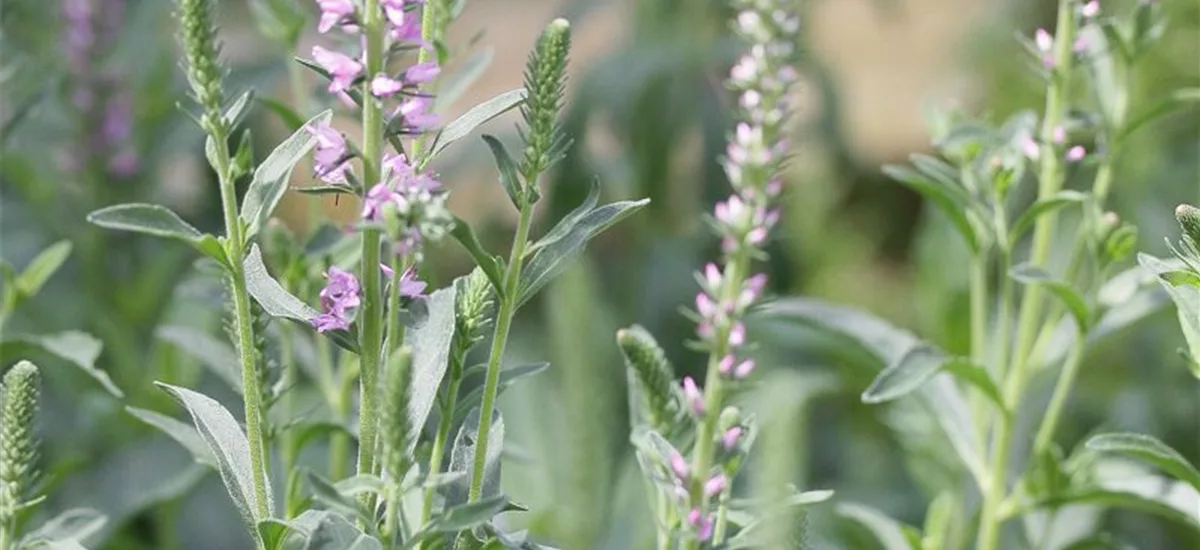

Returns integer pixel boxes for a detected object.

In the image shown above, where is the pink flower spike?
[371,74,404,97]
[722,426,743,451]
[734,359,756,379]
[682,377,705,416]
[1081,1,1100,18]
[704,474,728,498]
[1035,28,1053,52]
[1066,145,1087,162]
[718,355,736,376]
[670,452,690,481]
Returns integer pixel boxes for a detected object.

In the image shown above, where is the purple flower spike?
[371,74,405,97]
[670,451,690,482]
[312,46,362,94]
[722,426,743,452]
[313,312,351,333]
[314,266,361,332]
[683,377,705,417]
[704,474,728,498]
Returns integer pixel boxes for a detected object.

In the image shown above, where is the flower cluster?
[674,0,800,541]
[1020,124,1088,164]
[62,0,140,178]
[313,264,427,332]
[363,153,454,260]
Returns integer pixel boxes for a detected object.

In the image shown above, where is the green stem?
[968,254,991,446]
[331,361,356,481]
[711,486,731,544]
[469,199,535,502]
[653,490,670,550]
[210,116,272,530]
[1033,336,1086,457]
[356,0,387,519]
[422,374,462,523]
[977,4,1077,550]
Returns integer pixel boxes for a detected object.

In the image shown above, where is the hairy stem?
[356,0,387,518]
[469,199,535,502]
[977,3,1077,549]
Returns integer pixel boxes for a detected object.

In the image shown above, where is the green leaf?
[862,344,1006,413]
[480,134,524,208]
[257,518,294,550]
[241,110,334,240]
[294,185,357,197]
[305,471,359,521]
[428,90,527,162]
[443,407,504,508]
[517,190,649,307]
[1011,489,1200,533]
[1118,88,1200,143]
[87,204,229,268]
[156,325,242,394]
[0,331,122,398]
[449,218,505,293]
[524,181,600,258]
[836,502,919,550]
[1086,433,1200,492]
[1139,253,1200,373]
[1009,191,1089,246]
[1011,264,1092,332]
[333,475,386,499]
[15,240,71,299]
[883,163,981,253]
[244,244,358,353]
[224,90,255,129]
[414,495,508,540]
[405,284,457,452]
[125,406,216,468]
[25,508,107,544]
[155,382,274,533]
[279,510,381,550]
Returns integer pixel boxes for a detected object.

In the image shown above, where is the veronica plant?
[618,1,832,548]
[761,1,1199,548]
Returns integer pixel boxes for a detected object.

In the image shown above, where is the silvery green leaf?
[333,475,386,499]
[862,343,1006,413]
[14,240,71,301]
[87,204,230,268]
[449,218,505,293]
[480,134,524,207]
[156,382,273,532]
[1138,253,1200,374]
[443,407,504,508]
[524,181,600,258]
[241,110,333,240]
[517,187,649,307]
[125,406,215,467]
[883,163,982,253]
[24,508,106,544]
[836,502,921,550]
[0,332,122,398]
[25,541,89,550]
[1087,433,1200,492]
[301,510,382,550]
[257,518,294,550]
[1012,488,1200,534]
[412,495,508,542]
[405,284,456,452]
[1011,264,1092,332]
[156,325,242,393]
[223,90,255,129]
[434,48,495,112]
[428,90,526,161]
[244,244,358,353]
[305,472,361,521]
[1009,191,1089,246]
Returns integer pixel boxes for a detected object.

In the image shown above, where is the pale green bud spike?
[616,325,678,432]
[519,18,572,189]
[381,346,414,479]
[1176,204,1200,248]
[0,361,40,527]
[455,268,495,340]
[177,0,226,130]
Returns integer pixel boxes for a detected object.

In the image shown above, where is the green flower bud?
[381,346,414,479]
[1177,204,1200,247]
[177,0,226,130]
[518,18,572,189]
[1,361,40,524]
[616,325,678,432]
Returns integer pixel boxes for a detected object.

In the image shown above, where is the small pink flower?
[405,61,441,85]
[316,0,356,34]
[1073,37,1090,55]
[722,426,743,452]
[1081,1,1100,18]
[362,183,405,221]
[371,74,404,97]
[733,359,756,379]
[696,293,718,320]
[718,355,735,376]
[312,46,362,94]
[1020,136,1041,160]
[1052,126,1067,144]
[1066,145,1087,162]
[394,96,439,131]
[687,509,714,542]
[728,322,746,347]
[703,263,722,290]
[670,452,690,482]
[682,377,705,416]
[1035,28,1053,52]
[704,474,727,498]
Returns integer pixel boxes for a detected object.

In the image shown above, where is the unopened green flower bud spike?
[1176,204,1200,247]
[518,18,572,202]
[0,361,40,549]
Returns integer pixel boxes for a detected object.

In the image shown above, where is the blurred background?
[1,0,1198,548]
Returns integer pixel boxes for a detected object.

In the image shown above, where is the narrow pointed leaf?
[449,218,505,293]
[480,134,523,208]
[223,90,255,129]
[883,164,980,253]
[836,502,919,550]
[125,406,216,468]
[428,89,526,160]
[156,325,242,393]
[15,240,71,298]
[443,407,504,508]
[1010,191,1089,246]
[25,508,107,544]
[241,109,333,240]
[155,383,273,531]
[244,244,358,353]
[525,181,600,257]
[0,331,122,398]
[863,344,1006,413]
[87,204,230,267]
[1011,264,1092,332]
[405,284,457,452]
[1138,253,1200,370]
[1087,433,1200,492]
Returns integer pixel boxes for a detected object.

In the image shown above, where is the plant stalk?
[355,0,388,521]
[422,374,462,523]
[977,3,1077,549]
[469,199,535,502]
[1033,337,1086,456]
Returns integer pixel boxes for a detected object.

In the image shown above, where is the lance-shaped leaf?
[449,218,505,293]
[480,134,524,207]
[24,508,107,545]
[156,325,242,394]
[240,110,333,240]
[411,495,508,543]
[87,204,229,267]
[0,331,122,398]
[1011,264,1092,332]
[443,407,504,509]
[243,244,358,352]
[404,284,457,452]
[517,184,649,307]
[13,240,71,303]
[1139,253,1200,375]
[836,502,921,550]
[155,383,274,532]
[1087,433,1200,492]
[1009,191,1089,246]
[862,343,1006,413]
[125,406,215,468]
[883,163,982,253]
[427,89,527,161]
